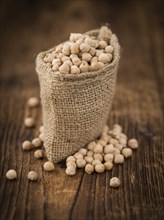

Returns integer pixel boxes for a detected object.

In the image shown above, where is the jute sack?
[36,27,121,163]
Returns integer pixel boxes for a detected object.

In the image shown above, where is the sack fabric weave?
[36,28,121,163]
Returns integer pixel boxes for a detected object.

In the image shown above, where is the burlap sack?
[36,28,120,163]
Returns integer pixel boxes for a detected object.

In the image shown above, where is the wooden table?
[0,0,163,219]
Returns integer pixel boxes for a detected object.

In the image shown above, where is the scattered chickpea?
[93,153,103,162]
[39,125,44,133]
[65,166,76,176]
[74,152,83,160]
[110,177,121,188]
[22,140,33,151]
[32,138,42,148]
[76,159,86,168]
[85,164,94,174]
[39,133,44,142]
[104,161,113,170]
[104,144,115,154]
[122,148,132,158]
[93,144,103,154]
[128,139,139,149]
[43,161,55,171]
[115,143,123,151]
[92,159,101,166]
[84,156,93,164]
[28,171,38,181]
[66,156,76,163]
[95,164,105,173]
[87,141,96,151]
[28,97,39,108]
[104,153,114,162]
[87,151,94,157]
[67,161,77,169]
[34,149,44,159]
[6,169,17,180]
[24,117,35,128]
[78,148,87,156]
[114,154,124,164]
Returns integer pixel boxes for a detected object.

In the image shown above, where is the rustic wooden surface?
[0,0,163,220]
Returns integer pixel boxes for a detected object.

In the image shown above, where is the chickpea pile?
[6,96,139,188]
[43,32,114,74]
[65,124,139,184]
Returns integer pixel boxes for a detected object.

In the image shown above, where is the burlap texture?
[36,28,121,163]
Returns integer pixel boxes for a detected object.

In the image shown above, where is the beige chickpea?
[39,133,44,142]
[98,62,105,69]
[114,154,124,164]
[95,164,105,173]
[62,43,71,56]
[100,134,109,143]
[93,144,103,154]
[128,139,138,149]
[119,138,127,147]
[70,54,78,60]
[79,61,89,73]
[66,161,77,169]
[119,133,128,140]
[64,60,72,67]
[82,53,92,62]
[97,139,107,147]
[91,61,100,71]
[39,125,44,133]
[79,43,90,53]
[6,169,17,180]
[34,149,44,159]
[92,159,101,166]
[71,43,79,54]
[76,158,86,168]
[84,156,93,164]
[87,141,96,151]
[28,97,39,108]
[24,117,35,128]
[93,153,103,162]
[122,148,132,158]
[99,40,108,49]
[76,38,84,44]
[84,38,98,48]
[85,164,94,174]
[104,153,114,162]
[32,138,42,148]
[28,171,38,181]
[113,148,120,156]
[78,148,87,156]
[74,152,83,160]
[70,65,80,74]
[72,57,81,66]
[104,144,115,154]
[89,47,96,56]
[59,63,70,74]
[110,177,121,188]
[66,156,76,163]
[22,140,33,150]
[105,45,114,53]
[109,138,118,145]
[104,161,113,170]
[65,166,76,176]
[96,49,104,57]
[52,64,59,71]
[98,53,112,64]
[70,33,84,42]
[91,56,98,63]
[52,58,61,66]
[87,150,94,157]
[55,44,63,53]
[61,56,70,63]
[57,53,65,60]
[115,143,123,151]
[43,161,55,171]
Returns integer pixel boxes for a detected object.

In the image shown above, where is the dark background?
[0,0,163,220]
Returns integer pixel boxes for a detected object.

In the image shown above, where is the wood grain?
[0,0,163,220]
